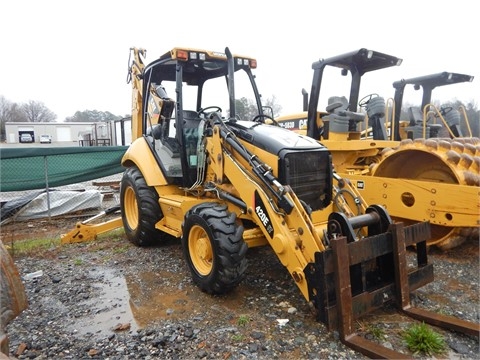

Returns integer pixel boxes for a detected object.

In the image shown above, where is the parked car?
[40,134,52,143]
[20,133,33,143]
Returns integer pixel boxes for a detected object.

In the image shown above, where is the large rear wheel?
[181,203,247,294]
[120,166,166,246]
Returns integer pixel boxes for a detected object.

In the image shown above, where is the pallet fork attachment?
[60,206,123,244]
[316,221,479,359]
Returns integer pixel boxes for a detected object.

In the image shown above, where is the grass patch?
[368,324,386,341]
[357,321,386,341]
[5,227,127,258]
[112,244,129,254]
[231,334,244,342]
[97,228,125,241]
[402,322,446,356]
[237,315,250,326]
[6,237,60,257]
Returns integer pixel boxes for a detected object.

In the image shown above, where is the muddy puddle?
[69,267,136,337]
[70,265,250,338]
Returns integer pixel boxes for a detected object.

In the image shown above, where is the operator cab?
[392,72,474,140]
[306,48,402,141]
[136,47,265,188]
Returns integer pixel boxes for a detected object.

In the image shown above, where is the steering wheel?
[198,106,222,117]
[252,114,280,126]
[358,93,380,108]
[439,106,453,116]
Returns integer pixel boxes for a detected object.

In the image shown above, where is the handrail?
[458,105,472,137]
[422,103,472,139]
[359,97,395,140]
[385,97,395,140]
[422,104,455,138]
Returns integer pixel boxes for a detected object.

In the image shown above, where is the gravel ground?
[3,227,479,360]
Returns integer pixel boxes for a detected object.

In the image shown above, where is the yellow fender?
[121,139,169,186]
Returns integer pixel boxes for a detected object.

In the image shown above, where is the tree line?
[0,96,124,141]
[1,94,478,141]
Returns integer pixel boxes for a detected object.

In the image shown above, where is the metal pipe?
[348,212,380,229]
[43,156,51,220]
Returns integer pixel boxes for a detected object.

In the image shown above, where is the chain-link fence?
[0,147,127,243]
[1,173,122,217]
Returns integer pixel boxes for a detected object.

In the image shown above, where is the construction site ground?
[1,213,479,359]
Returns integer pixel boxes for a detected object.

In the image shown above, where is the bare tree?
[263,95,282,118]
[0,96,27,122]
[234,97,257,120]
[0,96,12,130]
[0,96,9,139]
[465,100,480,137]
[21,100,57,122]
[233,95,282,120]
[65,110,121,122]
[0,96,28,140]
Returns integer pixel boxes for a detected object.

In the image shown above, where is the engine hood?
[225,120,324,154]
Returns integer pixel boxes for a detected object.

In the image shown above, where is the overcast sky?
[1,0,477,121]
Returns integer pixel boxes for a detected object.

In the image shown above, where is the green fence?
[0,146,128,222]
[0,146,127,192]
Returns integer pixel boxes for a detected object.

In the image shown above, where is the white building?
[4,120,131,146]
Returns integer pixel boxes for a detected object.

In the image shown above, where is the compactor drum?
[370,136,480,248]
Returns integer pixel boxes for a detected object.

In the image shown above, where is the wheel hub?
[189,225,213,275]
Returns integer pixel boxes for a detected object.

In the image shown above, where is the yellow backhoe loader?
[277,48,479,250]
[62,46,478,358]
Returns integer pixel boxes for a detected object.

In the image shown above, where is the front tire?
[181,203,247,294]
[120,166,166,246]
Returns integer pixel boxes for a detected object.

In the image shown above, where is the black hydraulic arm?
[225,47,236,120]
[218,125,294,214]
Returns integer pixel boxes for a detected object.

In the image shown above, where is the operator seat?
[147,85,180,157]
[408,107,423,125]
[324,96,365,133]
[147,84,175,140]
[407,106,443,139]
[365,96,387,140]
[156,85,175,126]
[442,106,463,138]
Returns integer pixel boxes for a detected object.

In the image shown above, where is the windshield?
[160,67,259,120]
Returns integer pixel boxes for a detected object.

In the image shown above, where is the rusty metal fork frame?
[331,222,480,359]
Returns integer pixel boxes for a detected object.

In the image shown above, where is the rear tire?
[120,166,166,246]
[181,203,247,294]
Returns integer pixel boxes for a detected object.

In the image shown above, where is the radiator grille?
[280,149,332,210]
